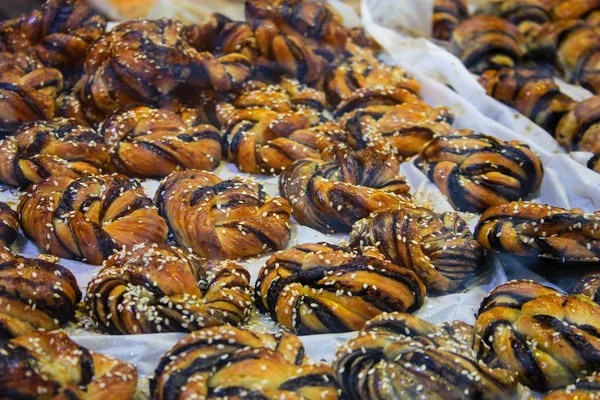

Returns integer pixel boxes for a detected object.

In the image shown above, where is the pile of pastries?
[434,0,600,172]
[0,0,600,398]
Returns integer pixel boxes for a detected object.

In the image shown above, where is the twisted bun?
[350,205,483,293]
[475,201,600,261]
[0,67,63,136]
[475,0,551,33]
[479,68,575,137]
[18,174,168,264]
[526,20,600,93]
[552,0,600,28]
[0,202,18,246]
[451,15,523,74]
[474,280,600,391]
[338,101,455,158]
[333,86,421,118]
[573,272,600,304]
[100,104,222,178]
[0,248,80,339]
[416,130,544,213]
[151,325,341,399]
[155,170,292,259]
[0,118,108,187]
[544,373,600,400]
[326,56,420,106]
[556,96,600,153]
[433,0,470,41]
[0,331,137,399]
[0,0,106,66]
[279,149,411,232]
[246,0,349,85]
[255,243,425,334]
[334,312,518,400]
[86,243,253,334]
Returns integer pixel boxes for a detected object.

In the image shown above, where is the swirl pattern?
[255,243,426,334]
[0,117,108,187]
[333,312,518,400]
[475,201,600,261]
[0,331,137,399]
[100,104,222,178]
[350,205,483,293]
[86,243,253,334]
[279,149,412,232]
[544,373,600,400]
[433,0,470,41]
[155,170,292,260]
[18,174,168,264]
[573,272,600,304]
[0,202,18,246]
[474,280,600,391]
[556,95,600,153]
[151,325,341,399]
[416,130,544,213]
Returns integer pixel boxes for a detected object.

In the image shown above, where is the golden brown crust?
[333,86,422,118]
[151,325,340,399]
[433,0,470,41]
[475,0,551,33]
[416,130,544,213]
[155,169,292,259]
[0,202,18,246]
[279,148,411,232]
[479,68,576,137]
[333,312,519,400]
[556,95,600,153]
[350,205,483,293]
[474,280,600,391]
[573,272,600,304]
[543,373,600,400]
[255,243,426,334]
[86,243,253,334]
[100,104,222,178]
[0,0,106,66]
[0,118,108,187]
[326,56,420,107]
[18,174,168,265]
[551,0,600,27]
[0,331,137,399]
[338,101,455,158]
[451,15,523,74]
[475,201,600,261]
[0,247,80,339]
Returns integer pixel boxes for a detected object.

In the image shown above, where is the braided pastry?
[433,0,470,41]
[544,373,600,400]
[474,280,600,391]
[151,325,341,399]
[552,0,600,28]
[155,170,292,260]
[100,104,222,178]
[416,130,544,213]
[475,0,551,33]
[255,243,425,334]
[279,149,412,232]
[0,202,18,246]
[556,95,600,153]
[0,247,80,339]
[0,331,137,399]
[479,68,576,137]
[79,18,252,123]
[475,201,600,261]
[0,50,44,77]
[0,118,108,188]
[0,67,63,136]
[338,101,455,158]
[86,243,252,334]
[0,0,106,66]
[245,0,349,85]
[350,205,483,293]
[18,174,168,265]
[223,78,329,173]
[333,86,422,118]
[333,312,518,400]
[526,20,600,93]
[573,272,600,304]
[451,16,524,74]
[326,56,420,107]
